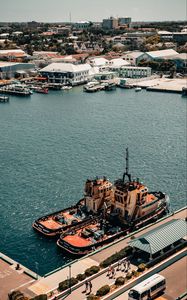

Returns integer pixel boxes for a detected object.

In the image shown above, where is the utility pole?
[69,264,72,293]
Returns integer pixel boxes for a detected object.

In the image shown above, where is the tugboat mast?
[123,148,131,182]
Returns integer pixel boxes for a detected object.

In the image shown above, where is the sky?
[0,0,186,23]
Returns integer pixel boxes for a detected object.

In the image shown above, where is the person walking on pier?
[122,258,127,272]
[84,279,89,293]
[111,266,115,279]
[107,265,112,277]
[117,260,122,271]
[127,259,131,271]
[89,280,92,293]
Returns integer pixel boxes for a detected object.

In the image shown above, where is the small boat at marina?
[104,82,116,91]
[56,149,169,256]
[0,95,9,102]
[83,81,103,93]
[34,87,49,94]
[135,87,142,92]
[182,87,187,97]
[61,86,72,90]
[46,83,62,90]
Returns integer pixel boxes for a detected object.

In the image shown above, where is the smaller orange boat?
[33,177,113,236]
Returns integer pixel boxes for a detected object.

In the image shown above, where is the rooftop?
[128,219,187,255]
[40,62,91,73]
[146,48,178,58]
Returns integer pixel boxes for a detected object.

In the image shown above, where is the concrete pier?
[127,77,187,93]
[0,252,39,300]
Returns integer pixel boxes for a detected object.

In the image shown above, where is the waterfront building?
[102,17,118,30]
[87,57,109,71]
[144,49,178,61]
[0,62,35,79]
[122,51,145,66]
[40,62,91,85]
[94,71,118,81]
[109,58,130,67]
[119,66,151,78]
[161,53,187,71]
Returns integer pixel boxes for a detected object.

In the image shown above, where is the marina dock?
[126,77,187,94]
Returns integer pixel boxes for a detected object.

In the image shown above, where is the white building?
[40,63,92,85]
[144,49,178,61]
[122,51,145,66]
[87,57,109,71]
[120,66,151,78]
[108,58,130,73]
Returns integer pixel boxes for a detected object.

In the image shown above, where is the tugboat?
[33,177,113,236]
[57,149,169,256]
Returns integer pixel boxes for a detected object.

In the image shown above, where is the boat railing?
[60,216,99,237]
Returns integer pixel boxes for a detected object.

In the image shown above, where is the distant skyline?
[0,0,186,23]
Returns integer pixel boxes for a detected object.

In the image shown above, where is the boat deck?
[40,219,62,230]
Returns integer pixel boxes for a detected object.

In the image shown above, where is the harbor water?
[0,87,186,275]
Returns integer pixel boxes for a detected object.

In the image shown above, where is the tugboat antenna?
[123,148,131,182]
[126,147,129,175]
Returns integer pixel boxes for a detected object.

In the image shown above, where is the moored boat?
[0,95,9,102]
[135,87,142,92]
[34,86,49,94]
[0,84,32,96]
[57,149,169,256]
[182,87,187,97]
[33,177,113,236]
[104,82,116,91]
[61,86,72,90]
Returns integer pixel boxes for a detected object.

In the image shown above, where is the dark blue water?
[0,88,186,275]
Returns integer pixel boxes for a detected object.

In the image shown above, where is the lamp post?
[69,264,71,294]
[35,262,39,280]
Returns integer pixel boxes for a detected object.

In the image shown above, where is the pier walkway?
[127,77,187,93]
[0,253,38,300]
[25,207,186,298]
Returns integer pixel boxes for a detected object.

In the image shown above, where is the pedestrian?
[111,266,115,278]
[127,259,131,271]
[123,258,127,271]
[85,279,89,292]
[107,265,111,277]
[117,260,121,271]
[89,280,92,293]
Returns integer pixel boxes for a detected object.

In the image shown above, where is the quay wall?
[44,206,186,278]
[0,252,40,280]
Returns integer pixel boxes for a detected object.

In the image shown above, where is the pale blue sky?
[0,0,186,22]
